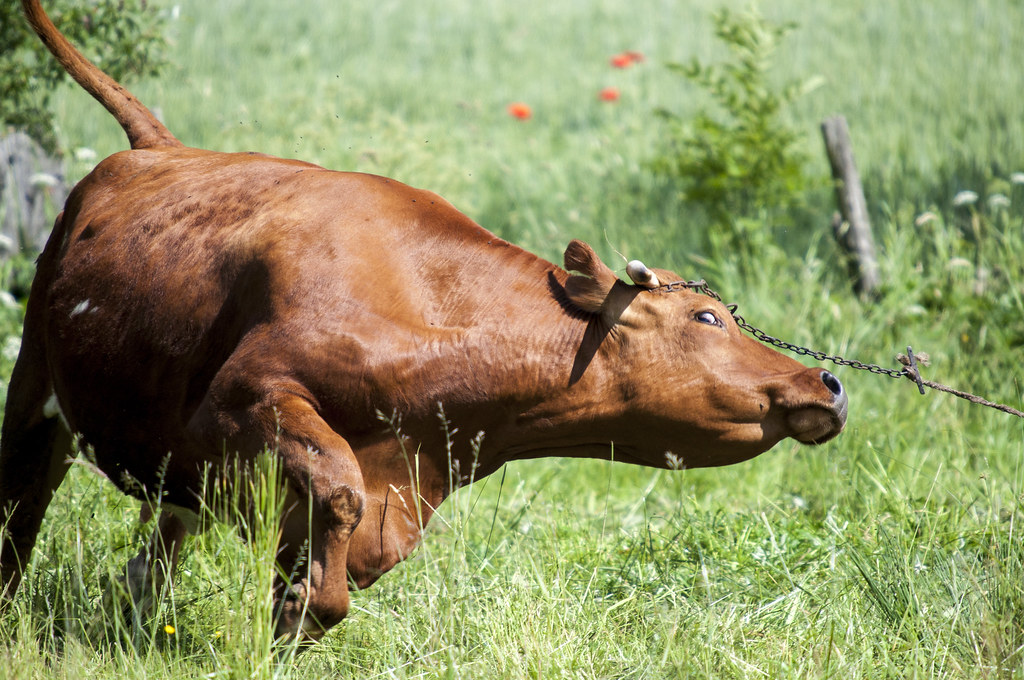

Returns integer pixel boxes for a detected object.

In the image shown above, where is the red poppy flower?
[599,87,620,102]
[507,102,532,120]
[610,53,632,69]
[610,51,645,68]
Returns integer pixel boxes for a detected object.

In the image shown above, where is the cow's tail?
[21,0,182,150]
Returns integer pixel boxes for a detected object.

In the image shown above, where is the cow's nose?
[821,370,843,397]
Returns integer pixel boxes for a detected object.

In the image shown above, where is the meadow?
[1,0,1023,677]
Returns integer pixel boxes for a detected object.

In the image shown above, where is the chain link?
[655,279,909,379]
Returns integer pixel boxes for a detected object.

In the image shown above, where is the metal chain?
[656,279,908,378]
[730,315,908,378]
[653,279,1023,418]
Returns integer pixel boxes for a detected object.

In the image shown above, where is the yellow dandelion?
[212,631,223,639]
[164,625,176,635]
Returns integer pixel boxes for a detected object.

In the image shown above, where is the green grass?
[3,0,1024,677]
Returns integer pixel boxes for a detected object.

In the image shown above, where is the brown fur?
[0,0,848,639]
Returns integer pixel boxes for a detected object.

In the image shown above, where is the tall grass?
[2,0,1022,677]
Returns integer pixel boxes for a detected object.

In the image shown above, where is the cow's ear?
[563,240,620,313]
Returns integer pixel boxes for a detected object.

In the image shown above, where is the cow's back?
[39,147,511,494]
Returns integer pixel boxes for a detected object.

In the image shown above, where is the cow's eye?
[695,311,720,326]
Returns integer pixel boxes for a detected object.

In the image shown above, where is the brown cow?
[0,0,847,639]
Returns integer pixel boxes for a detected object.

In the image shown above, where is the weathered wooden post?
[0,131,68,263]
[821,115,880,297]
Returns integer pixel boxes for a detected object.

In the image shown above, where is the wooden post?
[0,131,68,262]
[821,115,880,297]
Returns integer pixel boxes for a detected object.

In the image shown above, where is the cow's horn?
[626,260,660,288]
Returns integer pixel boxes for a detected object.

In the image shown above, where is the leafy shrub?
[0,0,167,151]
[652,4,821,255]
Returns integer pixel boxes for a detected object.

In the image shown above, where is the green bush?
[0,0,167,151]
[652,4,822,256]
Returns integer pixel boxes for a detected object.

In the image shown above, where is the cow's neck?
[382,242,631,493]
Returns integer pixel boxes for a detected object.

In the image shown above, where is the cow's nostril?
[821,371,843,396]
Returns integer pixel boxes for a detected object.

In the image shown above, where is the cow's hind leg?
[119,507,190,620]
[0,328,73,602]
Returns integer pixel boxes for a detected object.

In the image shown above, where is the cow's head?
[563,240,848,468]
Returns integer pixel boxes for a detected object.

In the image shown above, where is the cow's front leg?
[232,390,365,640]
[274,477,363,640]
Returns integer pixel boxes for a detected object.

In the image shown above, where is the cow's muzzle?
[788,369,848,444]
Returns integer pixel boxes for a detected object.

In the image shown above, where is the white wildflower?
[914,211,938,226]
[1010,172,1024,185]
[30,172,59,188]
[987,193,1010,209]
[904,304,926,317]
[74,147,97,162]
[951,190,978,207]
